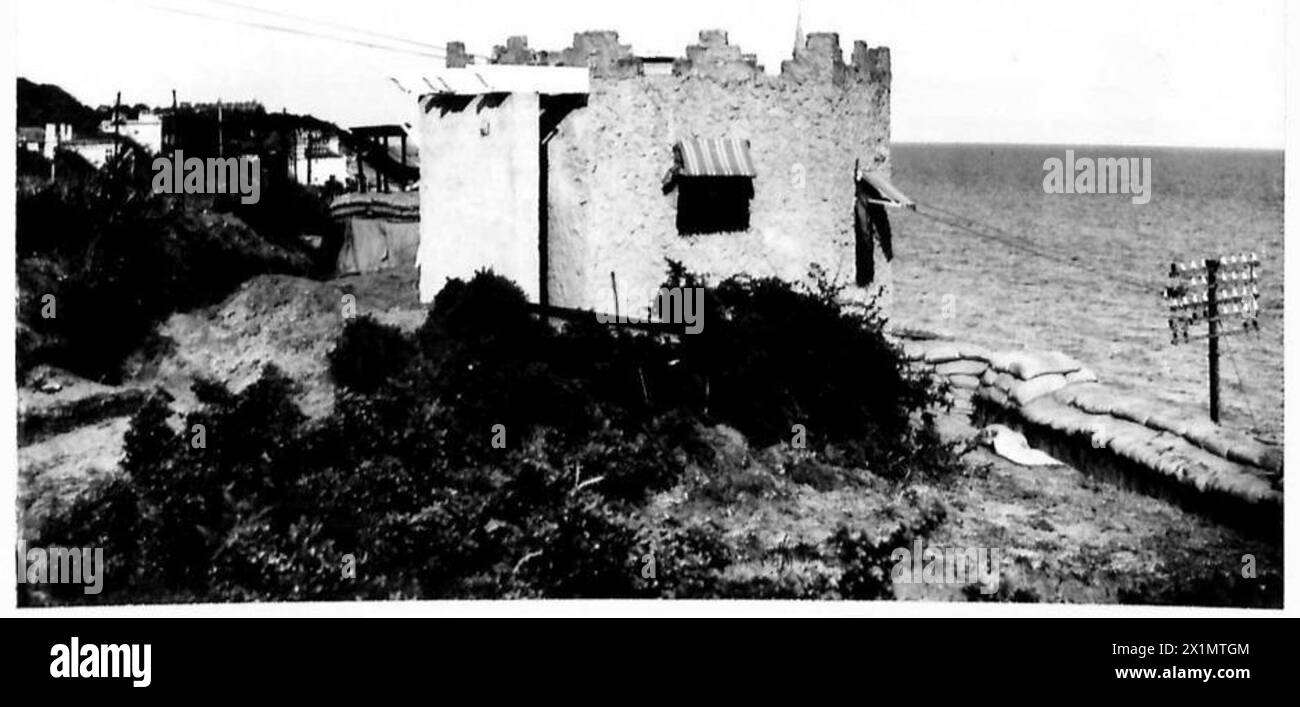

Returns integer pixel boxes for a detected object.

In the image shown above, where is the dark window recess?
[675,177,753,235]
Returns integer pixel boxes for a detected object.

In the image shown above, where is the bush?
[32,268,958,602]
[670,267,950,473]
[215,176,341,276]
[328,316,415,393]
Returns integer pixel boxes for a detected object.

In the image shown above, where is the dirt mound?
[137,267,425,418]
[19,267,425,534]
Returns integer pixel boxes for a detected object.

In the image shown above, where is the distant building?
[14,123,74,159]
[16,125,49,153]
[178,100,265,113]
[62,135,126,168]
[289,128,349,187]
[17,120,137,168]
[349,124,417,193]
[101,110,163,154]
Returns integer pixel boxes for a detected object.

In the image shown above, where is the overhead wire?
[142,2,448,60]
[910,196,1274,436]
[1220,333,1265,434]
[135,0,499,63]
[910,200,1152,291]
[199,0,458,55]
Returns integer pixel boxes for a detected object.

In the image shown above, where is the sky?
[11,0,1289,148]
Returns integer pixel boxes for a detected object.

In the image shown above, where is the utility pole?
[171,89,178,152]
[217,99,224,158]
[113,91,121,161]
[1205,258,1221,422]
[1165,252,1261,424]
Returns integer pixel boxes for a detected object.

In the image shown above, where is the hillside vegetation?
[28,270,964,601]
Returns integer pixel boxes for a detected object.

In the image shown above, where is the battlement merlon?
[451,30,890,87]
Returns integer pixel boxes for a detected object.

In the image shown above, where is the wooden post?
[1206,258,1221,423]
[113,91,121,161]
[171,89,178,152]
[382,136,390,192]
[610,271,620,322]
[356,138,364,193]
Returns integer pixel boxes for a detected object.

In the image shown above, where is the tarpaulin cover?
[331,192,421,275]
[335,218,420,275]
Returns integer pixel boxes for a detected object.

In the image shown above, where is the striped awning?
[674,138,756,178]
[858,169,915,209]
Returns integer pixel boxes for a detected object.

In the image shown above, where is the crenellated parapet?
[456,29,889,88]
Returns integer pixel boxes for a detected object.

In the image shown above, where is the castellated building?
[417,29,901,318]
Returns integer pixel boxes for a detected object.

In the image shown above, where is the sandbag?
[985,351,1017,375]
[1104,397,1171,428]
[1064,368,1098,384]
[948,373,981,389]
[917,344,960,364]
[1006,350,1084,380]
[992,372,1020,395]
[1104,422,1162,462]
[935,359,989,377]
[1057,383,1126,418]
[974,386,1011,409]
[955,343,994,362]
[1020,397,1098,437]
[1007,373,1068,406]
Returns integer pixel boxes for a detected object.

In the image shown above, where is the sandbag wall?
[901,338,1282,536]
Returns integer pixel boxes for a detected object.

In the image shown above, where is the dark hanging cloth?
[854,180,894,286]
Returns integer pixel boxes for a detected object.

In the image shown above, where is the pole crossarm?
[1163,251,1264,423]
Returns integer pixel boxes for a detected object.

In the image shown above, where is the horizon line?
[891,139,1284,152]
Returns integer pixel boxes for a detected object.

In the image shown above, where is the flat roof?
[417,65,590,96]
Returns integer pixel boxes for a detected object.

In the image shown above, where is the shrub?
[672,268,950,473]
[33,269,961,602]
[328,316,415,393]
